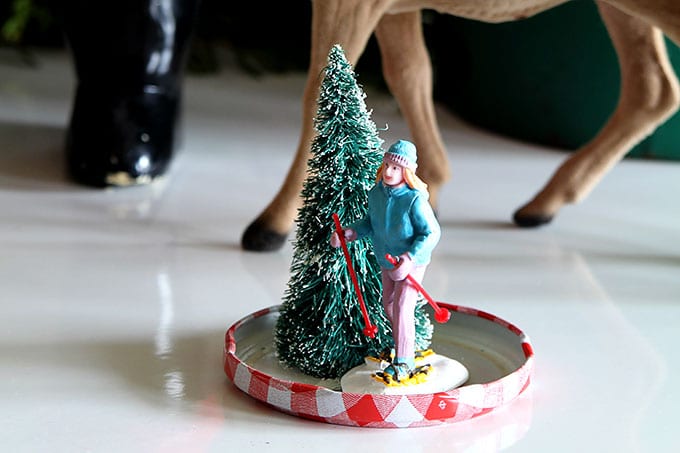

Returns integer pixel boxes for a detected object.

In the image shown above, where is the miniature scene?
[224,45,533,428]
[272,45,467,395]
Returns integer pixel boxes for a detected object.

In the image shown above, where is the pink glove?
[388,253,413,281]
[330,228,357,248]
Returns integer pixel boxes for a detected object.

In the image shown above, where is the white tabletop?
[1,50,678,452]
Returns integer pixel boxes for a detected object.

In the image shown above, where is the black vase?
[54,0,200,187]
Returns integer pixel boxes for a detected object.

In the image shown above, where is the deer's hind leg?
[375,11,450,208]
[514,1,680,227]
[241,0,392,251]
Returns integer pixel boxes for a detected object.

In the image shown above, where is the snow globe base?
[224,303,534,428]
[340,352,469,395]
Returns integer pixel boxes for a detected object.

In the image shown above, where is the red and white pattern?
[224,304,534,428]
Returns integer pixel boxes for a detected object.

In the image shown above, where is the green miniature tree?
[274,45,432,380]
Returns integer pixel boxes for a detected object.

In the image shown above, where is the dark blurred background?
[2,0,679,160]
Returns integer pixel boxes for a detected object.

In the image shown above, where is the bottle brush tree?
[274,44,432,380]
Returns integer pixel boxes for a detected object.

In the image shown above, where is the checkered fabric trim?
[224,304,534,428]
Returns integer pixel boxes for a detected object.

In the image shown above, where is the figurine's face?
[383,163,405,187]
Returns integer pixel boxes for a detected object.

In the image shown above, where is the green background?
[430,1,680,160]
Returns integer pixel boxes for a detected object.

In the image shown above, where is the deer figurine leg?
[241,0,392,251]
[514,1,680,226]
[374,11,450,208]
[606,0,680,45]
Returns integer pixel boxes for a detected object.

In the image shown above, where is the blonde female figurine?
[332,140,440,381]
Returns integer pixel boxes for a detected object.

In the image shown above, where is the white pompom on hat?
[383,140,418,170]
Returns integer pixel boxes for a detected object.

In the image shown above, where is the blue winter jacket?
[350,181,440,268]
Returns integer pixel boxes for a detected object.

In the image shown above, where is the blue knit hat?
[384,140,418,170]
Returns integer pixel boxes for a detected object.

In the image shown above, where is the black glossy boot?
[54,0,200,187]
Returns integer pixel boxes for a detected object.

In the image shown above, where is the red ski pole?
[385,254,451,323]
[332,213,378,338]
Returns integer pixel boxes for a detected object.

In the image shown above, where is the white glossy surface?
[1,50,678,452]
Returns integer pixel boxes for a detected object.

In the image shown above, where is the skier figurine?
[331,139,441,382]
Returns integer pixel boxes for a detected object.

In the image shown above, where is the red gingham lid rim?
[224,303,534,427]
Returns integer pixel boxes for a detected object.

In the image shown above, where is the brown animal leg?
[604,0,680,45]
[241,0,392,251]
[514,1,680,227]
[375,11,450,208]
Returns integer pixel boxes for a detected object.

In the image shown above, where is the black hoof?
[513,209,554,228]
[241,219,289,251]
[66,86,179,188]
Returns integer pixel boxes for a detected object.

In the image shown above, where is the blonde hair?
[375,163,429,194]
